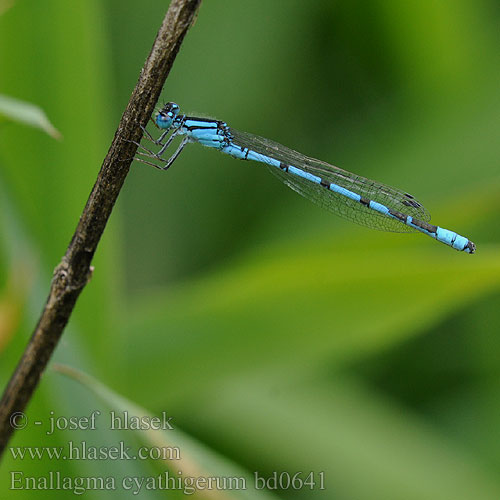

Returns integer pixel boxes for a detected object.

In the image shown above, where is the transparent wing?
[229,128,430,233]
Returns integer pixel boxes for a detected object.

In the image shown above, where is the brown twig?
[0,0,202,458]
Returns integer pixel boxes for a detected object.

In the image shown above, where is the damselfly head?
[155,102,180,129]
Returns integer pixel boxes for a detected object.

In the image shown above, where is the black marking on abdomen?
[388,209,407,222]
[360,197,370,206]
[320,179,330,188]
[279,162,289,172]
[410,218,438,233]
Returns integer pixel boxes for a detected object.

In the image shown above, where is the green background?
[1,0,500,498]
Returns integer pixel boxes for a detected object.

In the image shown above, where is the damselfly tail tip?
[466,240,476,254]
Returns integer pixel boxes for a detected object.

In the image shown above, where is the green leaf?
[55,364,280,500]
[0,94,61,139]
[185,371,500,500]
[116,232,500,407]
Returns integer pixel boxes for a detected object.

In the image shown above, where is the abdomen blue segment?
[288,166,321,184]
[327,183,362,202]
[436,227,470,251]
[246,150,281,167]
[221,145,248,159]
[368,200,390,216]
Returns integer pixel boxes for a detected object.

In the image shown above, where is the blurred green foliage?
[1,0,500,498]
